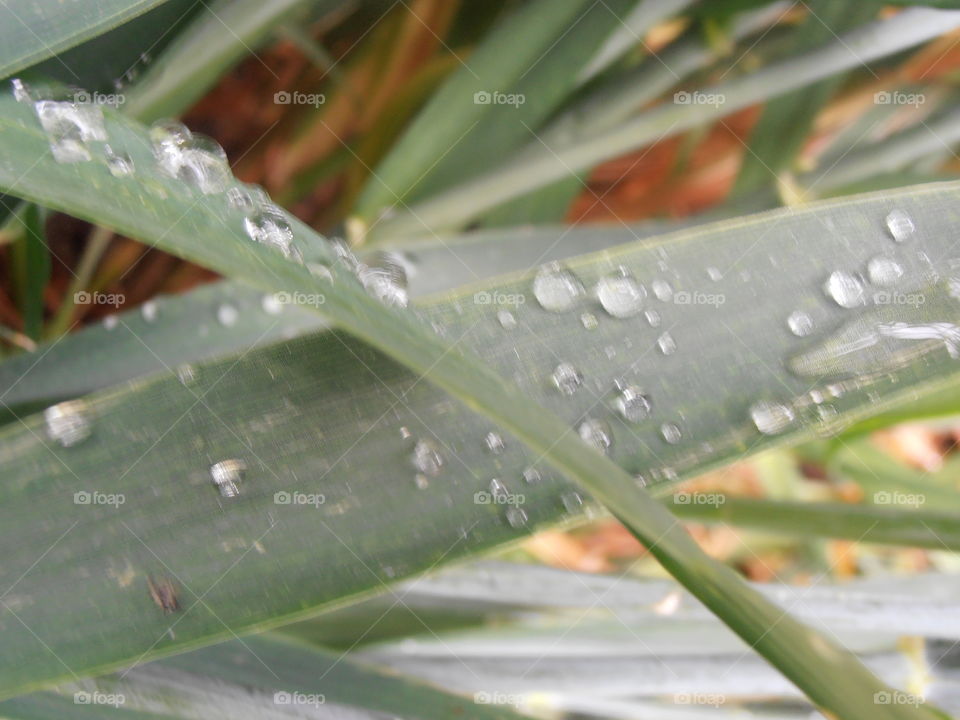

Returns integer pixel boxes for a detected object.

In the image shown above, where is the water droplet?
[532,263,584,312]
[412,439,443,476]
[490,478,509,500]
[595,272,645,318]
[580,312,598,330]
[141,300,158,323]
[885,209,915,242]
[522,467,541,484]
[44,400,92,447]
[657,331,677,355]
[660,422,682,444]
[707,267,723,281]
[226,184,268,212]
[560,491,583,513]
[414,474,429,489]
[484,432,505,454]
[261,293,284,315]
[358,254,408,308]
[787,310,814,337]
[151,121,230,194]
[613,386,652,423]
[216,303,239,327]
[307,263,334,283]
[103,144,133,177]
[644,309,661,327]
[749,401,795,435]
[210,459,245,498]
[651,279,673,302]
[551,362,583,395]
[35,100,106,163]
[505,506,528,527]
[102,315,118,331]
[243,207,301,262]
[176,364,196,384]
[11,78,32,103]
[823,271,865,308]
[866,256,904,286]
[578,418,612,453]
[497,309,517,329]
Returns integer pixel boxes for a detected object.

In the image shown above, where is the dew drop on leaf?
[216,303,239,327]
[749,401,795,435]
[497,309,517,329]
[141,300,158,323]
[787,310,814,337]
[44,400,92,447]
[505,506,528,528]
[412,439,443,476]
[484,432,505,454]
[210,459,245,498]
[657,331,677,355]
[885,209,915,243]
[104,144,133,177]
[532,263,584,312]
[866,256,904,286]
[651,279,673,302]
[613,386,651,423]
[660,422,682,444]
[823,271,865,308]
[551,362,583,395]
[595,272,645,318]
[578,418,612,453]
[522,467,542,484]
[35,100,106,163]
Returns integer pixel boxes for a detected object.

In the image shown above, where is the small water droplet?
[210,459,245,498]
[560,491,583,513]
[103,144,133,177]
[823,271,865,308]
[102,315,118,331]
[490,478,509,500]
[644,309,661,327]
[216,303,239,327]
[522,467,541,484]
[707,267,723,281]
[35,100,106,163]
[613,386,652,423]
[651,279,673,302]
[414,474,429,489]
[595,272,645,318]
[412,439,443,476]
[261,293,284,315]
[885,209,915,242]
[532,263,584,312]
[11,78,32,103]
[176,364,196,384]
[551,362,583,395]
[749,401,795,435]
[141,300,158,322]
[226,184,268,211]
[787,310,814,337]
[580,312,598,330]
[399,426,412,439]
[505,506,528,528]
[496,309,517,330]
[660,422,682,444]
[866,256,904,286]
[657,331,676,355]
[484,432,505,454]
[578,418,612,453]
[44,400,92,447]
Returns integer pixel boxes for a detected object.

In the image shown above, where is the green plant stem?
[45,225,113,339]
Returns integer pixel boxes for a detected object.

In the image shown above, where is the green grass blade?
[0,96,956,716]
[8,204,49,341]
[0,0,171,80]
[369,8,960,238]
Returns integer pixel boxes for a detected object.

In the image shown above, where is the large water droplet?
[103,144,133,177]
[210,459,245,498]
[35,100,106,163]
[44,400,92,447]
[151,121,230,194]
[243,207,301,262]
[551,362,583,395]
[866,256,904,286]
[885,209,915,243]
[578,418,612,453]
[749,401,795,435]
[787,310,814,337]
[261,293,284,315]
[595,272,645,318]
[823,271,865,308]
[613,386,651,423]
[412,439,443,476]
[532,263,584,312]
[358,253,408,308]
